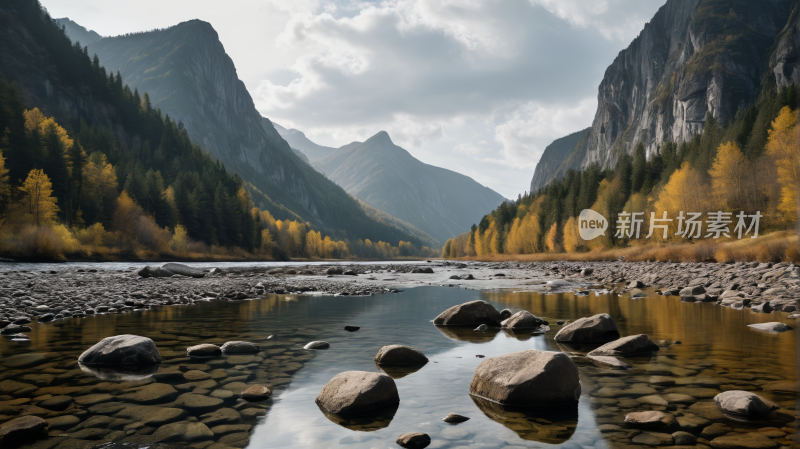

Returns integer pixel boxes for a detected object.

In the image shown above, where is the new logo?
[578,209,608,240]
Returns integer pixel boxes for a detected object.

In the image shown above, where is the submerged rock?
[315,371,400,415]
[0,416,48,445]
[553,313,620,342]
[468,349,581,406]
[587,334,660,357]
[714,391,778,418]
[78,334,161,365]
[624,411,676,429]
[747,322,793,333]
[241,385,272,402]
[433,300,501,326]
[304,341,330,350]
[374,345,428,366]
[162,263,206,278]
[442,413,470,424]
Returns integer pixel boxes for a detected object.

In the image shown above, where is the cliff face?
[531,0,799,190]
[529,128,590,193]
[314,131,506,244]
[272,122,336,161]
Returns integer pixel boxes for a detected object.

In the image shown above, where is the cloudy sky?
[43,0,664,198]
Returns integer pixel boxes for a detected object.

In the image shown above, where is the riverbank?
[1,260,798,331]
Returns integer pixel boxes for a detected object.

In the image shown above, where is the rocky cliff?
[55,17,101,45]
[529,128,590,192]
[314,131,506,244]
[531,0,799,191]
[272,122,336,161]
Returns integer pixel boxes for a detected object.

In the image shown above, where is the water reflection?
[376,363,426,379]
[318,403,399,431]
[470,396,579,443]
[78,362,159,381]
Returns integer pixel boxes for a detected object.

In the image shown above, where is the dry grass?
[455,231,799,263]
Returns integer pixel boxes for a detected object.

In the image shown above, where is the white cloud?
[495,97,597,168]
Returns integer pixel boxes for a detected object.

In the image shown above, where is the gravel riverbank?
[1,260,798,331]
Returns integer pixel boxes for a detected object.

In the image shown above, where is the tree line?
[443,82,799,261]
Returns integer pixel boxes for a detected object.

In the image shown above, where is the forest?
[0,38,437,261]
[443,83,799,262]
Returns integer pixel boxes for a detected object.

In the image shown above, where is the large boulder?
[553,313,620,342]
[0,416,48,445]
[587,334,660,357]
[374,345,428,365]
[714,391,778,418]
[315,371,400,415]
[138,266,175,278]
[468,349,581,406]
[78,335,161,365]
[162,263,205,278]
[433,300,501,326]
[501,311,546,330]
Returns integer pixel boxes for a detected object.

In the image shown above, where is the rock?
[747,322,792,333]
[442,413,470,424]
[676,414,710,430]
[151,421,214,442]
[714,391,778,418]
[38,395,73,411]
[187,344,222,358]
[468,349,581,406]
[326,267,343,275]
[0,415,48,445]
[709,433,778,449]
[78,334,161,365]
[240,385,272,402]
[553,313,620,342]
[628,280,645,288]
[1,353,51,368]
[162,263,205,278]
[1,324,32,334]
[315,371,400,415]
[624,411,676,429]
[499,309,513,320]
[200,408,241,426]
[344,326,360,332]
[433,300,501,326]
[473,324,488,332]
[37,313,54,322]
[680,286,706,296]
[637,395,669,406]
[46,415,80,430]
[587,334,660,357]
[374,345,428,365]
[172,393,224,412]
[448,275,460,280]
[120,383,179,404]
[586,355,631,370]
[581,268,594,276]
[138,266,175,278]
[673,431,697,445]
[501,310,546,330]
[304,341,330,349]
[701,423,733,439]
[751,302,773,313]
[411,267,434,274]
[343,270,357,276]
[220,341,260,353]
[396,432,431,448]
[632,432,674,446]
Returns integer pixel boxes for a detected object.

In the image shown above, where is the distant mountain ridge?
[313,131,506,244]
[57,18,433,248]
[530,0,800,191]
[55,17,102,45]
[272,122,337,161]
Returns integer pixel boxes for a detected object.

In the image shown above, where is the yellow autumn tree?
[766,106,798,223]
[708,141,754,210]
[19,169,59,227]
[563,216,582,252]
[83,152,118,218]
[653,162,709,237]
[545,222,558,252]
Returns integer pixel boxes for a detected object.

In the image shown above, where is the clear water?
[0,286,796,448]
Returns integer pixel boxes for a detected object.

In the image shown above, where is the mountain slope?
[55,17,101,45]
[529,128,590,193]
[530,0,799,190]
[314,131,506,244]
[272,121,337,161]
[61,19,430,248]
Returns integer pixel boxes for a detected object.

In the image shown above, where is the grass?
[453,231,799,263]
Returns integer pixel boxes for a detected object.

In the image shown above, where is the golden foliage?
[545,221,558,253]
[0,150,9,205]
[19,169,59,226]
[766,106,798,223]
[562,216,581,252]
[708,141,754,210]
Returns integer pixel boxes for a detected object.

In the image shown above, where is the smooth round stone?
[672,431,697,445]
[225,355,257,365]
[637,395,668,406]
[38,395,73,411]
[187,344,222,358]
[709,432,779,449]
[220,341,260,354]
[183,370,212,381]
[1,353,51,369]
[624,411,676,429]
[200,408,241,426]
[240,408,266,419]
[150,421,214,442]
[240,385,272,402]
[304,341,330,350]
[442,413,470,424]
[396,432,431,448]
[74,394,114,406]
[120,383,179,404]
[173,393,223,411]
[46,415,80,430]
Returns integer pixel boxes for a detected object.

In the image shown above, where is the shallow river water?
[0,286,797,448]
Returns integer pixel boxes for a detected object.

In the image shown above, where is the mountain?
[60,18,431,248]
[529,128,590,193]
[55,17,101,45]
[530,0,799,191]
[272,121,337,161]
[313,131,506,244]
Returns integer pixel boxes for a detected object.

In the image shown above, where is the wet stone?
[700,423,733,439]
[709,432,779,449]
[632,431,674,446]
[37,395,73,411]
[120,383,179,404]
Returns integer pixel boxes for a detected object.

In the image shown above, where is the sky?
[42,0,665,199]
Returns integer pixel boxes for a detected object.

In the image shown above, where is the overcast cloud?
[42,0,664,198]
